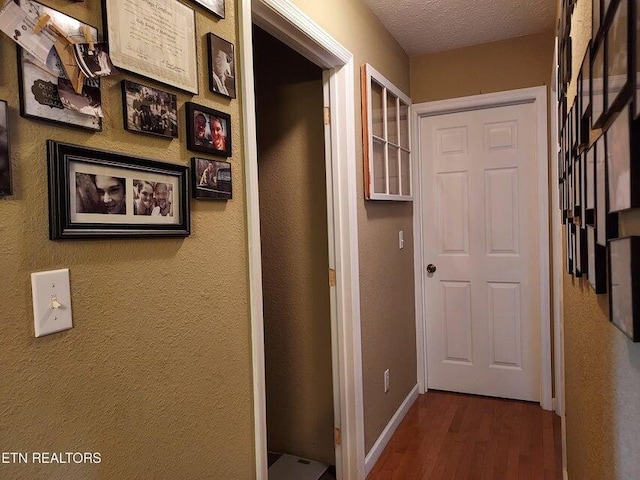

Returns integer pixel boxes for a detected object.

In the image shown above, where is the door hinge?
[323,106,330,125]
[329,268,336,287]
[334,427,341,446]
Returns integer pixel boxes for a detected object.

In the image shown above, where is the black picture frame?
[579,42,592,147]
[595,133,619,246]
[207,33,236,99]
[0,100,11,196]
[121,80,179,139]
[605,0,631,117]
[608,236,640,341]
[634,0,640,119]
[47,141,190,239]
[185,102,232,157]
[189,0,225,19]
[593,0,603,41]
[191,158,232,200]
[607,104,640,212]
[16,1,102,131]
[585,141,595,225]
[592,36,607,128]
[587,225,608,293]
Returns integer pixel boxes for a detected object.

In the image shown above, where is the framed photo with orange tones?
[185,102,232,157]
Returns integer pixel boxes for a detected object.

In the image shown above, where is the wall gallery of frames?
[557,0,640,341]
[0,0,236,239]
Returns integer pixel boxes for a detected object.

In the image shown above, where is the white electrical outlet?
[384,369,390,393]
[31,269,73,337]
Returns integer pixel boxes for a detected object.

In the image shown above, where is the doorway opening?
[253,25,336,480]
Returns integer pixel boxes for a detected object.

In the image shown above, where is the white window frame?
[361,63,412,201]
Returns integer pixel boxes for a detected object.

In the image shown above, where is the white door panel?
[422,103,540,402]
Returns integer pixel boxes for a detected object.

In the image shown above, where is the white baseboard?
[364,384,419,476]
[564,468,569,480]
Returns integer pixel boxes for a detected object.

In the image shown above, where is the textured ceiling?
[361,0,557,56]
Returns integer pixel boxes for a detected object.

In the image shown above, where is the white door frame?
[239,1,365,479]
[412,86,553,410]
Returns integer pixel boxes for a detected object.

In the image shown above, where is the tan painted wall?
[0,1,254,479]
[562,2,640,479]
[253,26,335,464]
[284,0,416,453]
[410,30,555,103]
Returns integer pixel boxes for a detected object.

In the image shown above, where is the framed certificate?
[103,0,199,94]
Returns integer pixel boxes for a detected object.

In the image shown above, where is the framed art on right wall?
[609,236,640,341]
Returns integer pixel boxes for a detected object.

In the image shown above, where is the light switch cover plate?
[31,269,73,337]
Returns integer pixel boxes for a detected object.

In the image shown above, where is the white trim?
[412,86,553,410]
[364,385,419,476]
[239,1,365,479]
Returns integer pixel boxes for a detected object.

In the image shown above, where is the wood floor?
[367,391,562,480]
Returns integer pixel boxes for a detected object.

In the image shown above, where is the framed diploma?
[103,0,199,94]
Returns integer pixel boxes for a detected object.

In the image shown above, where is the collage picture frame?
[16,0,102,131]
[48,140,190,239]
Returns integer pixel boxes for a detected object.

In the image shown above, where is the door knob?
[426,264,437,274]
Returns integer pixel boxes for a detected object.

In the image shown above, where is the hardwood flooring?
[367,391,562,480]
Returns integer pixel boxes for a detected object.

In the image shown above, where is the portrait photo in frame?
[103,0,199,94]
[185,102,232,157]
[16,0,101,131]
[609,236,640,341]
[605,0,630,116]
[122,80,179,139]
[48,140,190,239]
[207,33,236,98]
[191,158,232,200]
[606,104,639,212]
[0,100,11,196]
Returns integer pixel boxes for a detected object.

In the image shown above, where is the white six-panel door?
[421,102,541,402]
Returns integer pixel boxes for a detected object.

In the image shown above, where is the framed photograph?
[591,37,606,128]
[634,0,640,119]
[609,236,640,341]
[579,43,591,146]
[190,0,225,19]
[185,102,232,157]
[191,158,232,200]
[47,140,190,239]
[16,1,101,131]
[593,0,602,41]
[595,134,619,245]
[585,141,595,225]
[607,104,639,212]
[104,0,198,94]
[0,100,11,196]
[207,33,236,99]
[122,80,178,139]
[605,0,630,116]
[587,225,607,293]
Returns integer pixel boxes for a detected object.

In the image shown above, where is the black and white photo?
[207,33,235,98]
[48,141,190,239]
[606,105,639,212]
[192,158,232,200]
[122,80,178,139]
[16,1,101,131]
[605,0,629,114]
[0,100,11,196]
[133,179,174,216]
[74,42,117,78]
[190,0,224,18]
[57,78,103,118]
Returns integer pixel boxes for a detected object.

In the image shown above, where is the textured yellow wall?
[410,30,555,103]
[562,1,640,479]
[286,0,416,454]
[0,1,254,479]
[253,26,335,464]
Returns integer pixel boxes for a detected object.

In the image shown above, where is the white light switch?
[31,269,73,337]
[399,230,404,250]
